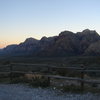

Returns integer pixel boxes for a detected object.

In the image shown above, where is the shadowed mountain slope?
[1,29,100,57]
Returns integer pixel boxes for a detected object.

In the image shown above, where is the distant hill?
[1,29,100,57]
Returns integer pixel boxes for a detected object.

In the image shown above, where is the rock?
[1,29,100,57]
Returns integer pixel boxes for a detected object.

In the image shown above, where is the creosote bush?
[10,74,50,87]
[57,84,82,93]
[30,75,50,87]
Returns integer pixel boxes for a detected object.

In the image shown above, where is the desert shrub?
[30,75,50,87]
[58,84,82,93]
[56,69,67,76]
[11,72,25,78]
[56,69,81,77]
[56,84,100,93]
[8,73,50,86]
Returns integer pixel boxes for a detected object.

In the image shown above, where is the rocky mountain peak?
[1,29,100,57]
[59,31,74,37]
[81,29,98,35]
[23,37,39,45]
[76,29,100,41]
[40,36,48,41]
[82,29,91,33]
[3,44,17,51]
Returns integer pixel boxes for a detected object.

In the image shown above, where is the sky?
[0,0,100,48]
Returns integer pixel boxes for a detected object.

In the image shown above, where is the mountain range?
[1,29,100,57]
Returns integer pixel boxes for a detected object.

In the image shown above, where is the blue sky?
[0,0,100,48]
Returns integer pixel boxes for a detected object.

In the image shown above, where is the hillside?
[1,29,100,57]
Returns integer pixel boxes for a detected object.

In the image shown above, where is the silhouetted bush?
[30,76,50,87]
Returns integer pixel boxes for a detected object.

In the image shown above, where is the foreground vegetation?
[0,56,100,93]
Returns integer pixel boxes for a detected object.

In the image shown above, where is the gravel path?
[0,84,100,100]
